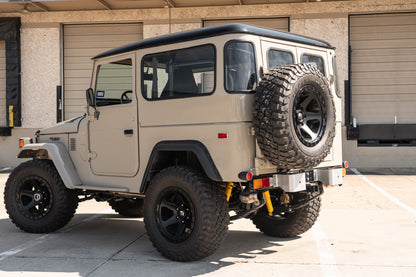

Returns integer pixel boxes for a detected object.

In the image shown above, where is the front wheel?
[251,191,321,237]
[4,160,78,233]
[144,167,229,261]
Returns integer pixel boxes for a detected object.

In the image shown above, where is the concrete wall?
[1,0,416,168]
[21,25,60,128]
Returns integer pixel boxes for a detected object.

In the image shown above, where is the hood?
[39,115,85,135]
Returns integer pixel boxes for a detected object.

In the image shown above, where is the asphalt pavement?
[0,168,415,277]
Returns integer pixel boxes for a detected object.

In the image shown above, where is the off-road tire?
[4,160,78,233]
[251,192,321,237]
[253,64,335,170]
[109,198,144,217]
[144,167,229,261]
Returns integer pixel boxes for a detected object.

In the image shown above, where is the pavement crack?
[85,232,147,277]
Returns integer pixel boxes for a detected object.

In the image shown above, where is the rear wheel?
[251,191,321,237]
[109,198,144,217]
[144,167,229,261]
[4,160,78,233]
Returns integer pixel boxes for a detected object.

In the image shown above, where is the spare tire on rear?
[253,64,335,170]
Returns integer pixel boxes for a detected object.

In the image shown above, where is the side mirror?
[86,88,96,107]
[86,88,100,119]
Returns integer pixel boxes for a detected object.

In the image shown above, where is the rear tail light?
[253,177,276,189]
[238,171,253,181]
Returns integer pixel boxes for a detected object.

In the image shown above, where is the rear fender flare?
[140,140,222,193]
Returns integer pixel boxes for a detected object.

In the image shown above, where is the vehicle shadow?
[0,213,301,276]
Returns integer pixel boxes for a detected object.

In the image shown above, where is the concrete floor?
[0,169,415,276]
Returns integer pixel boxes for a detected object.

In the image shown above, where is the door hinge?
[87,151,96,161]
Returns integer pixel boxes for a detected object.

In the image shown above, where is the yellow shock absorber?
[225,182,233,202]
[263,190,274,216]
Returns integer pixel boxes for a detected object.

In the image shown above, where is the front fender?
[17,143,82,189]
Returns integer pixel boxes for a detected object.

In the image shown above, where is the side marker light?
[218,133,228,139]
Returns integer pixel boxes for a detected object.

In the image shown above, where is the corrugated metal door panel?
[350,13,416,124]
[63,23,142,120]
[203,18,289,32]
[352,94,416,123]
[0,41,5,127]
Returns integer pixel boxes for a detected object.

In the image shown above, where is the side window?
[95,58,133,106]
[142,44,215,100]
[301,54,325,75]
[268,49,294,69]
[225,41,256,93]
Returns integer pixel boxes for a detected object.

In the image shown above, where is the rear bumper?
[263,167,343,192]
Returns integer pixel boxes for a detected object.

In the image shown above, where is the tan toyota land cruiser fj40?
[4,24,345,261]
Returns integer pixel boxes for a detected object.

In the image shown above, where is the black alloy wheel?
[293,84,327,147]
[17,176,53,220]
[156,188,195,243]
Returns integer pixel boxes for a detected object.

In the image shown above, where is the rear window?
[268,49,294,69]
[224,41,257,93]
[301,54,325,75]
[141,44,216,100]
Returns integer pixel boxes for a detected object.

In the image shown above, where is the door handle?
[124,129,134,135]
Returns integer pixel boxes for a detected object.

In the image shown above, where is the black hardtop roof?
[93,23,333,60]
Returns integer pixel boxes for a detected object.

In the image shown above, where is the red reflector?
[262,178,270,188]
[343,161,349,168]
[218,133,228,139]
[246,172,253,181]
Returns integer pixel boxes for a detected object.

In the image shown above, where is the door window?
[95,58,133,106]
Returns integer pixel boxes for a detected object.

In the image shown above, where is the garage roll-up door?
[350,13,416,125]
[63,23,142,120]
[203,18,289,32]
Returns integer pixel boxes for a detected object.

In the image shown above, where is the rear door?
[88,53,139,177]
